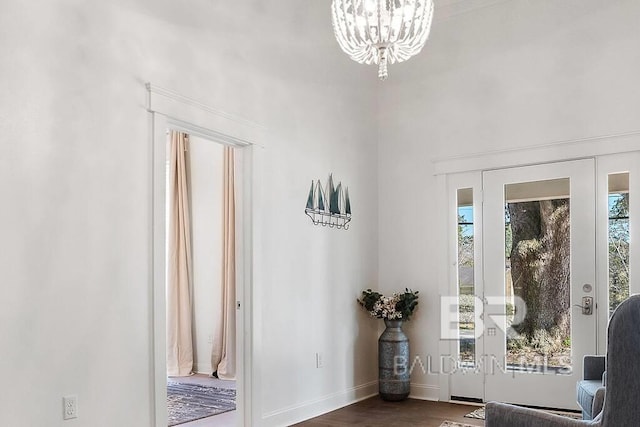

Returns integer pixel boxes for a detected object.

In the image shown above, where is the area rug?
[464,408,485,419]
[440,421,478,427]
[464,406,581,420]
[167,382,236,426]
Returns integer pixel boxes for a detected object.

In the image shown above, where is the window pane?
[504,178,571,372]
[457,188,475,364]
[608,173,629,316]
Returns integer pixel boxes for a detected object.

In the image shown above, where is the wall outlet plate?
[63,395,78,420]
[316,352,324,368]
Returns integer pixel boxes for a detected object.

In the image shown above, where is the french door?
[446,154,638,408]
[482,159,596,409]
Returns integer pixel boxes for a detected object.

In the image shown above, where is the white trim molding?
[261,381,378,427]
[409,383,441,401]
[147,82,267,427]
[433,130,640,175]
[146,83,267,148]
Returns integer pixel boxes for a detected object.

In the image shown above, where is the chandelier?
[331,0,434,80]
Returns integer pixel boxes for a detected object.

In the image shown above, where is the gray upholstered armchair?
[485,294,640,427]
[576,355,606,420]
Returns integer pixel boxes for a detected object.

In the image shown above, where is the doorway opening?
[164,131,239,426]
[150,120,256,427]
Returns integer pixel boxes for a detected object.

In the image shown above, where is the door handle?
[574,296,593,315]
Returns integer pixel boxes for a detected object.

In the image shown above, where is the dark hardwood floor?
[292,397,484,427]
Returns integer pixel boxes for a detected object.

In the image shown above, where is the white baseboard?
[261,381,378,426]
[409,383,440,401]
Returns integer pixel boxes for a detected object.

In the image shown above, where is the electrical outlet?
[208,334,213,344]
[316,352,324,368]
[63,395,78,420]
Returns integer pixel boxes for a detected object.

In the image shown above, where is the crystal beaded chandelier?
[331,0,434,80]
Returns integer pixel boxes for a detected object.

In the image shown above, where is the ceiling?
[432,0,513,21]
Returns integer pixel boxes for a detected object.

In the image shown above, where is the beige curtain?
[166,131,194,377]
[211,146,236,380]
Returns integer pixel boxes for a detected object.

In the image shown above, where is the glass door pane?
[608,173,629,315]
[457,188,475,365]
[503,178,571,372]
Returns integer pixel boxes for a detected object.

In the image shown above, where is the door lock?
[574,296,593,315]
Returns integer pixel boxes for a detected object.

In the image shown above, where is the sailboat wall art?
[305,174,352,230]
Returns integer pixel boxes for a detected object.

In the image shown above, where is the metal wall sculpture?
[305,174,352,229]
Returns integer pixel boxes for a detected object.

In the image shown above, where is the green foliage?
[506,336,526,351]
[358,289,383,312]
[357,288,420,321]
[507,328,568,358]
[505,302,515,317]
[528,328,564,354]
[395,288,420,320]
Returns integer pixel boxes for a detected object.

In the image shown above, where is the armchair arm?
[583,355,606,381]
[485,402,588,427]
[591,387,605,420]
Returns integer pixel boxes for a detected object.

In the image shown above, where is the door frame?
[435,134,640,404]
[147,84,267,426]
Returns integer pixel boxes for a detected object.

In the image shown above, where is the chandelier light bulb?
[331,0,434,80]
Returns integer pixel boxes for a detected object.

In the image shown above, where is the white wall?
[0,1,379,426]
[378,0,640,399]
[6,0,636,424]
[187,136,224,375]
